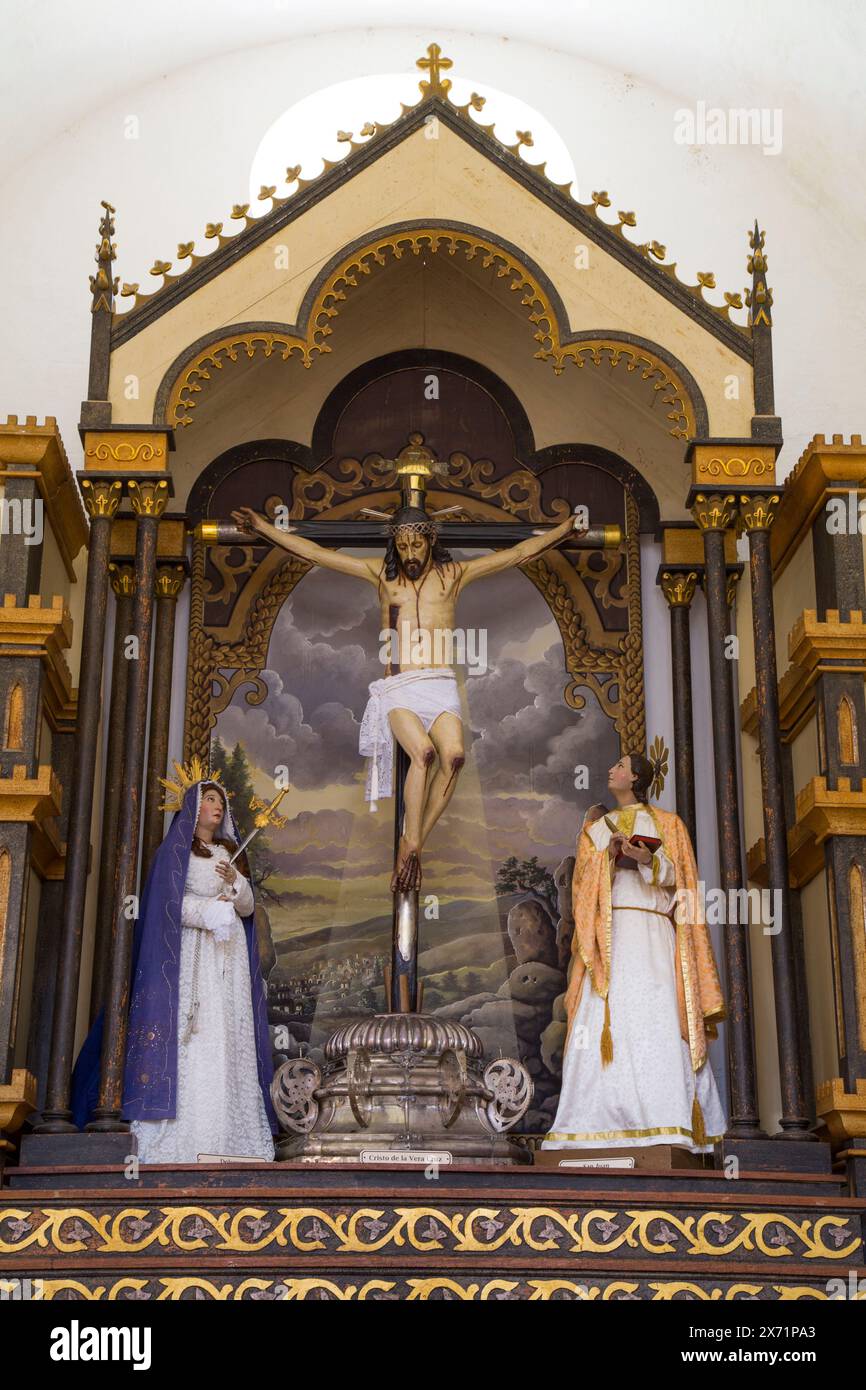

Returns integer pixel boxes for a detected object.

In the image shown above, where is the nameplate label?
[557,1157,636,1170]
[360,1150,453,1166]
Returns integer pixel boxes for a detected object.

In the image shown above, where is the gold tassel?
[691,1092,707,1147]
[600,994,614,1066]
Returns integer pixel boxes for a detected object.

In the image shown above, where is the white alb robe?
[131,843,275,1163]
[543,808,726,1153]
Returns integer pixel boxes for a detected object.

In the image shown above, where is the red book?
[605,825,662,867]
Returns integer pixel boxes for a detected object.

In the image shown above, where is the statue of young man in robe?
[232,503,582,893]
[542,752,727,1154]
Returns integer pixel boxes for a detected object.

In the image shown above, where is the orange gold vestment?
[564,804,726,1075]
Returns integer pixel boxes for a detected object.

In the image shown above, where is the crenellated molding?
[0,764,63,826]
[741,609,866,743]
[0,593,72,660]
[0,594,76,735]
[747,776,866,888]
[0,417,88,578]
[772,433,866,578]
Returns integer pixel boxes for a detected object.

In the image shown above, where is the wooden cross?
[417,43,453,98]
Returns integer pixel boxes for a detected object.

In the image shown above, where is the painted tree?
[496,854,557,917]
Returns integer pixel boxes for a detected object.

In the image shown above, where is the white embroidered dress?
[131,842,274,1163]
[543,807,726,1153]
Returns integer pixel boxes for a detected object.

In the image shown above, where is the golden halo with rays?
[648,735,669,801]
[158,755,232,813]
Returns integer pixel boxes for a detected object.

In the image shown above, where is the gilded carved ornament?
[7,1276,855,1300]
[0,1201,856,1262]
[691,493,737,532]
[128,479,169,518]
[698,455,773,479]
[660,570,698,607]
[725,571,740,609]
[85,437,167,467]
[112,43,749,342]
[155,565,186,599]
[166,229,697,439]
[739,492,780,531]
[88,201,117,313]
[108,563,135,598]
[79,478,122,519]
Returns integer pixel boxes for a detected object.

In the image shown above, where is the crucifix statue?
[232,434,597,890]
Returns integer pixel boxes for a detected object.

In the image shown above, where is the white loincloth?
[359,668,461,810]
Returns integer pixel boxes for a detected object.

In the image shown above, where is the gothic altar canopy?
[1,41,866,1306]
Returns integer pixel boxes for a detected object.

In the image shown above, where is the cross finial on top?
[417,43,453,98]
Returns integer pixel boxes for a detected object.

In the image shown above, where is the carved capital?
[740,492,781,531]
[155,564,186,599]
[108,562,135,598]
[691,493,737,532]
[79,477,122,519]
[660,570,698,608]
[128,478,169,518]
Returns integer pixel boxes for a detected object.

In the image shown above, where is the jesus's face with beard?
[394,527,431,580]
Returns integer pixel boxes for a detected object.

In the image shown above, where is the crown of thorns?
[387,518,438,538]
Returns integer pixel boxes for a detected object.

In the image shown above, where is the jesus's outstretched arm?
[457,511,584,589]
[231,507,378,584]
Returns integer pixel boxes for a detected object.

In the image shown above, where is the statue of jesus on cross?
[232,500,584,893]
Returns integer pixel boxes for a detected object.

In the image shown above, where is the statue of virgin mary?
[73,774,277,1162]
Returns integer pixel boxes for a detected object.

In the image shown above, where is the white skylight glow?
[249,72,578,202]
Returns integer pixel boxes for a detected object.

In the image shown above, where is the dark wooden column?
[692,493,763,1139]
[37,478,122,1132]
[741,491,813,1140]
[88,480,167,1132]
[659,569,699,850]
[89,563,135,1024]
[140,565,186,879]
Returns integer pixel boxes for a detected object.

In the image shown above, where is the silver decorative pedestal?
[271,1014,533,1164]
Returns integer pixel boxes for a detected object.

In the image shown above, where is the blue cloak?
[71,781,277,1133]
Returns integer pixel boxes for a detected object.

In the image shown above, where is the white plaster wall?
[2,5,863,478]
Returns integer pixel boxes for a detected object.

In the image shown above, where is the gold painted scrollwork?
[699,455,772,478]
[166,229,697,440]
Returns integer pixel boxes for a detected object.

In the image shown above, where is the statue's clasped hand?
[608,832,652,865]
[216,860,238,895]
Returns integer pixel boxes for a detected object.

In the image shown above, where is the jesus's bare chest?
[381,573,460,626]
[379,568,462,659]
